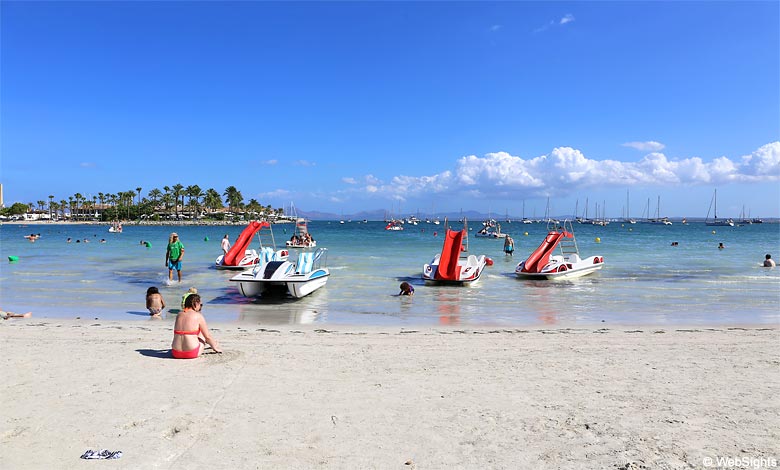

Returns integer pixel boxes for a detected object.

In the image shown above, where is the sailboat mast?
[626,189,630,219]
[714,189,718,218]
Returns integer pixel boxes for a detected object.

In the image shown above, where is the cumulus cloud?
[559,14,575,25]
[341,142,780,202]
[623,141,666,152]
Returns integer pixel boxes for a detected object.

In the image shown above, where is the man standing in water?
[166,232,185,282]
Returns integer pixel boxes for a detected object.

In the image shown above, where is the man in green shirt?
[166,232,185,282]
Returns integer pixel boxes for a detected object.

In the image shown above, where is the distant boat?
[622,189,636,224]
[644,196,672,225]
[705,189,734,227]
[738,205,753,225]
[385,220,404,231]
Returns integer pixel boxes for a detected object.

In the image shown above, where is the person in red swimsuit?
[171,294,222,359]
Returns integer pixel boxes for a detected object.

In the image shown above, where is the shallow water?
[1,220,779,327]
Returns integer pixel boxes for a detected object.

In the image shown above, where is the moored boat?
[215,221,288,270]
[515,220,604,280]
[423,218,490,285]
[705,189,734,227]
[230,248,329,298]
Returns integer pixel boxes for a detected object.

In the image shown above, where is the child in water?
[399,282,415,296]
[181,287,198,309]
[146,287,166,317]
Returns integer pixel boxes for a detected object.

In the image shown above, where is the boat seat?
[261,247,275,263]
[296,252,314,274]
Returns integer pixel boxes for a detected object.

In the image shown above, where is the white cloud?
[490,24,502,32]
[535,14,575,33]
[341,142,780,202]
[739,141,780,178]
[294,160,316,167]
[622,141,666,152]
[342,177,357,185]
[533,21,554,33]
[256,189,291,199]
[261,159,278,165]
[80,162,96,168]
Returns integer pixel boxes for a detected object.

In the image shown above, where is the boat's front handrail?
[313,247,328,269]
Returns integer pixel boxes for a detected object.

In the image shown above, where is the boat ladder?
[557,219,580,257]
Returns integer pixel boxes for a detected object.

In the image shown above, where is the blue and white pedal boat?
[230,248,329,299]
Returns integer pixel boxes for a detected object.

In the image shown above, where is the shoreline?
[2,320,777,468]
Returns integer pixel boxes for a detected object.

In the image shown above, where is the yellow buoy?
[524,232,528,236]
[595,237,601,243]
[711,230,716,234]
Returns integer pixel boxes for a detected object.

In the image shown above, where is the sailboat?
[645,196,672,225]
[622,189,636,224]
[522,200,532,224]
[705,189,734,227]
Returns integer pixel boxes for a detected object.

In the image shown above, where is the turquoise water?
[1,221,779,327]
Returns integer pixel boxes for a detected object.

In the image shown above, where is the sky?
[1,1,779,219]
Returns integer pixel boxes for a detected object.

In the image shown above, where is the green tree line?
[1,185,285,222]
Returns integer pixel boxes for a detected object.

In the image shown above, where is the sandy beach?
[1,320,778,469]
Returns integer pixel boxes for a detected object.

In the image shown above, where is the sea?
[1,220,779,327]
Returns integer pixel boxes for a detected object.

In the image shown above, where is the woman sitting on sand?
[171,294,221,359]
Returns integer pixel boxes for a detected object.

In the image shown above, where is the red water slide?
[434,229,465,281]
[520,231,568,273]
[223,221,269,266]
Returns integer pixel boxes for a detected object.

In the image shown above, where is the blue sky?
[2,1,778,218]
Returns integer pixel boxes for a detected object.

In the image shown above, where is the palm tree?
[48,195,54,221]
[246,199,261,219]
[203,188,223,214]
[185,185,204,217]
[72,194,82,221]
[59,199,67,220]
[162,186,172,214]
[172,184,184,218]
[223,186,243,213]
[148,188,162,209]
[136,187,142,206]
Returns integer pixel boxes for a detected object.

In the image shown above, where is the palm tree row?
[16,185,286,222]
